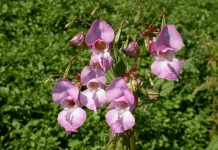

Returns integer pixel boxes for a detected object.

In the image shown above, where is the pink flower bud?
[69,32,86,48]
[124,40,139,58]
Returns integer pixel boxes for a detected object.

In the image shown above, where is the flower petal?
[123,89,136,111]
[95,89,108,107]
[106,88,123,102]
[121,110,135,131]
[91,52,113,72]
[80,89,97,113]
[52,78,79,105]
[105,109,135,135]
[151,57,183,81]
[85,20,114,47]
[80,66,106,86]
[156,24,183,52]
[106,77,129,91]
[105,109,124,133]
[57,107,86,135]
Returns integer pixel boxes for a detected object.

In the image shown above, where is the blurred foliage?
[0,0,218,149]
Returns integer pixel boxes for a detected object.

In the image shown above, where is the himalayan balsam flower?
[91,52,113,72]
[69,32,86,48]
[80,66,107,112]
[149,24,184,81]
[105,78,137,136]
[85,19,114,54]
[52,78,86,135]
[124,40,140,58]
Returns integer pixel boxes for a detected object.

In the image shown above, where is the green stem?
[129,129,136,150]
[210,59,217,138]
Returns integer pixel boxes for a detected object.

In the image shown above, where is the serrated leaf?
[106,69,115,83]
[160,80,175,97]
[154,78,165,90]
[182,58,199,73]
[206,136,218,150]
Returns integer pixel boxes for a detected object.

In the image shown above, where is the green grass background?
[1,0,218,149]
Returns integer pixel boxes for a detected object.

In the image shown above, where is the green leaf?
[106,69,115,83]
[107,135,128,150]
[114,21,124,45]
[160,80,175,97]
[154,78,165,90]
[134,6,141,23]
[182,58,199,73]
[206,136,218,150]
[114,59,126,77]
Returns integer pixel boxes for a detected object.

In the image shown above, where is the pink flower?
[52,78,80,106]
[155,24,183,53]
[124,40,139,58]
[85,20,114,54]
[69,32,85,48]
[105,78,137,136]
[149,24,184,81]
[91,52,113,72]
[106,77,137,111]
[80,66,107,112]
[105,103,135,136]
[80,66,106,87]
[57,107,86,135]
[80,87,107,113]
[52,78,86,135]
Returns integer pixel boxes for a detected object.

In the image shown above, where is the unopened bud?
[124,40,140,58]
[69,32,86,48]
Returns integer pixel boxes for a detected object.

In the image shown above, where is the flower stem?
[129,129,136,150]
[210,59,217,138]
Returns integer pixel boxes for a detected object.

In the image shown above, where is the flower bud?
[69,32,86,48]
[124,40,139,58]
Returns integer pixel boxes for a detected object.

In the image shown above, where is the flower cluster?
[51,19,184,137]
[52,20,137,136]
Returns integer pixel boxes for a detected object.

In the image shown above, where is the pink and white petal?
[106,77,129,91]
[80,66,95,86]
[95,89,107,106]
[106,88,124,102]
[52,78,79,105]
[91,53,100,64]
[94,67,106,86]
[149,42,158,59]
[85,20,101,47]
[98,52,113,72]
[112,119,124,134]
[70,107,86,130]
[123,89,136,110]
[85,20,114,47]
[80,89,97,113]
[57,109,77,135]
[98,20,114,43]
[105,109,119,127]
[151,58,182,81]
[156,24,183,52]
[121,110,135,131]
